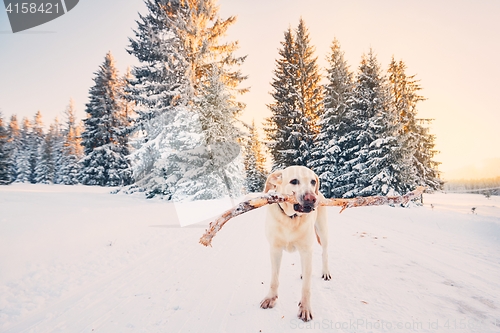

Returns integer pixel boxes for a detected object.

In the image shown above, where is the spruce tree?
[7,115,21,181]
[120,67,135,136]
[387,58,420,191]
[330,52,377,197]
[388,58,442,191]
[34,116,61,184]
[244,120,267,193]
[50,118,65,184]
[264,27,297,170]
[34,135,52,184]
[156,65,245,200]
[308,38,354,197]
[15,118,32,183]
[344,50,402,197]
[127,0,247,199]
[30,111,44,183]
[350,52,422,196]
[80,52,133,186]
[414,119,442,190]
[126,0,188,182]
[265,19,322,169]
[57,99,83,185]
[0,111,11,185]
[176,64,245,200]
[294,19,323,136]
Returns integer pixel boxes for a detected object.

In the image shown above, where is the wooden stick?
[199,192,295,247]
[199,187,425,247]
[322,186,426,213]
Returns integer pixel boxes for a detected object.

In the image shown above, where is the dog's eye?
[311,179,317,186]
[290,179,299,185]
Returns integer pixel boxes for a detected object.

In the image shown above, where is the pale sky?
[1,0,499,180]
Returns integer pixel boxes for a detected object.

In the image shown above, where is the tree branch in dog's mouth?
[199,187,426,247]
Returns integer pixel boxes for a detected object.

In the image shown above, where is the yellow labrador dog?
[260,165,331,322]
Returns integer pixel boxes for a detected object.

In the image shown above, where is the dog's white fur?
[260,165,331,322]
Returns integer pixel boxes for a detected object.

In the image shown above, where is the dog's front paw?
[322,271,331,281]
[260,295,278,309]
[297,302,313,322]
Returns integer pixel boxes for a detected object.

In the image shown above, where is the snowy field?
[0,184,499,333]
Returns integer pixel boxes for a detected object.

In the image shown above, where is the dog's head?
[263,166,320,216]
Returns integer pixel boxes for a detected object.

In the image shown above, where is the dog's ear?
[263,170,283,193]
[314,174,320,195]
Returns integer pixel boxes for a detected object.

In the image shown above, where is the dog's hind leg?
[315,206,331,281]
[260,245,282,309]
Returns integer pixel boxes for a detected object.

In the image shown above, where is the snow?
[1,184,499,332]
[174,196,238,227]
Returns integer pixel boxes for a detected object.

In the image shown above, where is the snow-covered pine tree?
[388,58,442,191]
[120,67,135,133]
[308,38,354,197]
[81,53,119,157]
[127,0,247,199]
[57,99,83,185]
[329,52,377,197]
[35,116,64,184]
[294,19,323,136]
[30,111,44,183]
[7,115,21,181]
[264,27,297,170]
[346,50,406,197]
[80,52,133,187]
[352,52,420,196]
[34,135,52,184]
[154,64,245,200]
[172,64,245,200]
[143,104,202,199]
[126,0,187,183]
[244,120,267,193]
[265,19,322,170]
[15,118,32,183]
[49,118,65,184]
[0,111,11,185]
[414,118,442,190]
[387,58,421,191]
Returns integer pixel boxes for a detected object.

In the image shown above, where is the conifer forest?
[0,0,442,199]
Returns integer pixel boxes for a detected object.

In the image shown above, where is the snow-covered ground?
[0,184,499,333]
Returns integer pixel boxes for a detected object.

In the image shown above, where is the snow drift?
[0,184,499,332]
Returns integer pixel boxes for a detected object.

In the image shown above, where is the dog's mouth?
[293,203,314,213]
